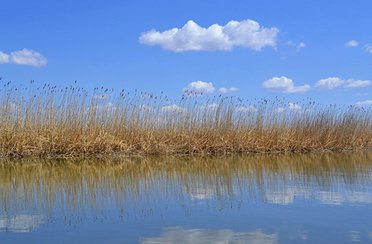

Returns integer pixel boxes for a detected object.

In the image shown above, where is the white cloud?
[0,52,9,64]
[274,104,303,113]
[355,100,372,107]
[0,49,47,67]
[297,42,306,51]
[315,77,371,89]
[218,87,239,94]
[288,102,302,111]
[94,102,117,113]
[276,107,286,113]
[286,41,306,51]
[183,80,215,95]
[140,19,279,52]
[161,104,185,113]
[262,76,311,93]
[235,105,258,113]
[346,40,359,48]
[10,49,48,67]
[198,103,219,112]
[365,44,372,53]
[314,77,344,89]
[344,79,371,88]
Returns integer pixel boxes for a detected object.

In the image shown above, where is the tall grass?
[0,81,371,158]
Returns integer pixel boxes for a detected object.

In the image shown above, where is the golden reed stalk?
[0,82,371,158]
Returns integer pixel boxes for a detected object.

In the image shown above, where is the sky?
[1,0,372,106]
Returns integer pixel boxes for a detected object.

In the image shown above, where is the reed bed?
[0,80,371,158]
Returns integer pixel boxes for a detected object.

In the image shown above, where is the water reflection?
[140,227,278,244]
[0,214,44,233]
[1,152,372,215]
[0,152,372,243]
[350,231,361,242]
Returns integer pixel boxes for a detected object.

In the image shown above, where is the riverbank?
[0,83,371,158]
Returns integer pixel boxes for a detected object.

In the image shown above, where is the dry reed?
[0,81,371,158]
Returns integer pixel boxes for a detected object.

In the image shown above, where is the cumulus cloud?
[314,77,344,89]
[0,49,47,67]
[344,79,371,88]
[161,104,185,113]
[218,87,239,94]
[274,103,302,113]
[235,105,258,113]
[346,40,359,48]
[10,49,48,67]
[355,100,372,107]
[198,103,219,112]
[288,102,302,111]
[276,107,286,113]
[0,52,9,64]
[140,19,279,52]
[262,76,311,93]
[315,77,371,89]
[93,102,117,113]
[365,44,372,53]
[183,80,215,95]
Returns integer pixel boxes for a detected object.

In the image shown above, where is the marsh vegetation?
[0,80,371,158]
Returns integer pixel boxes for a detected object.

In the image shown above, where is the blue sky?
[1,0,372,106]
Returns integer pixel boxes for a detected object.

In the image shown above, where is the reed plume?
[0,81,371,158]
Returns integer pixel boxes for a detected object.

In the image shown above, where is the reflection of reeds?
[0,152,372,215]
[0,82,371,157]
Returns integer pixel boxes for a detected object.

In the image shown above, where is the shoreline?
[1,147,371,161]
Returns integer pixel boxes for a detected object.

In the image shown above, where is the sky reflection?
[0,152,372,243]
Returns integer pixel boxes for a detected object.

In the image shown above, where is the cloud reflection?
[264,187,372,206]
[140,227,277,244]
[1,152,372,216]
[0,214,44,233]
[186,186,215,200]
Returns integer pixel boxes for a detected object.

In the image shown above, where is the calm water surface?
[1,153,372,243]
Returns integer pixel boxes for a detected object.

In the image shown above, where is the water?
[1,153,372,243]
